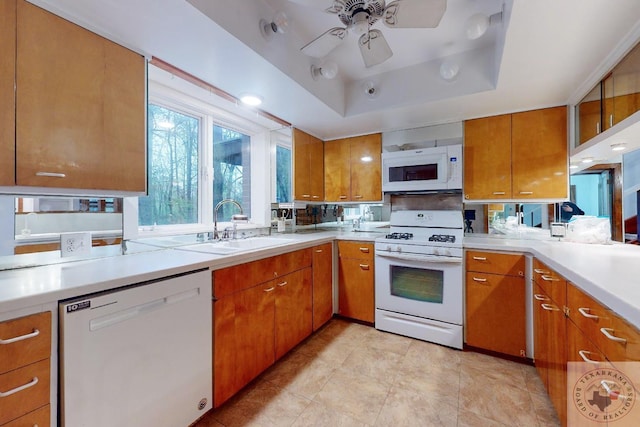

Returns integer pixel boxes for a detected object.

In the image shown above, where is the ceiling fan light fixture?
[465,13,490,40]
[439,60,460,82]
[350,11,370,36]
[311,62,339,80]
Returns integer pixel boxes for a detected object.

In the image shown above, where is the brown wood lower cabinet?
[312,243,333,331]
[337,241,374,323]
[212,249,318,408]
[464,250,526,357]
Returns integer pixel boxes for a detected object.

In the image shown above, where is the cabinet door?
[324,138,351,202]
[275,268,312,359]
[16,0,146,192]
[0,0,15,186]
[0,312,51,374]
[465,272,526,357]
[235,283,276,387]
[350,133,382,202]
[293,129,324,201]
[533,284,551,389]
[312,243,333,331]
[511,106,567,199]
[577,84,602,145]
[213,295,237,408]
[338,257,374,323]
[463,114,512,200]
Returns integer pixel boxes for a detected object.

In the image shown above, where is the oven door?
[375,251,463,325]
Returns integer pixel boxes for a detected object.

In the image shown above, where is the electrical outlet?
[60,232,92,257]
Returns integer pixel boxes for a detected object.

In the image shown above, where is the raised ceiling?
[29,0,640,140]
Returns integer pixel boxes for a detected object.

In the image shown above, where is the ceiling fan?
[295,0,447,68]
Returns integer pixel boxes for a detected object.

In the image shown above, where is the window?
[275,145,292,203]
[213,125,251,221]
[139,104,199,226]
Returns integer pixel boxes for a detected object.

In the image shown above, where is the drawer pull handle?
[519,191,534,195]
[540,275,559,282]
[578,350,601,364]
[0,328,40,345]
[354,195,363,199]
[359,264,370,270]
[0,377,39,398]
[578,307,599,319]
[36,171,66,178]
[533,294,548,301]
[472,256,487,261]
[472,277,487,283]
[312,195,320,199]
[302,194,311,198]
[264,287,275,293]
[339,195,348,199]
[315,249,323,253]
[359,248,370,253]
[600,328,626,343]
[492,191,506,195]
[533,268,549,274]
[277,281,288,287]
[541,303,559,311]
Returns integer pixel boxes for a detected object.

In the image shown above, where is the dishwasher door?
[59,269,212,427]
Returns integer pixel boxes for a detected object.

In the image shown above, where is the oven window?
[388,163,438,182]
[390,266,443,303]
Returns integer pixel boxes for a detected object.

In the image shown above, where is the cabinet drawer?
[0,312,51,374]
[0,359,50,425]
[567,283,640,363]
[337,241,373,260]
[3,404,50,427]
[465,251,525,276]
[532,259,566,305]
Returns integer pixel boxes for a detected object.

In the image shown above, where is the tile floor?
[194,319,560,427]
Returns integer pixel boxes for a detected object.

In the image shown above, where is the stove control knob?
[433,248,440,256]
[396,245,402,253]
[444,249,451,256]
[386,245,392,252]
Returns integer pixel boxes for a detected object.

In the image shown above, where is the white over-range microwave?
[381,144,462,192]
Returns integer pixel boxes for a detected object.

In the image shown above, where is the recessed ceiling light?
[569,164,579,169]
[611,143,627,151]
[239,94,263,106]
[582,157,594,164]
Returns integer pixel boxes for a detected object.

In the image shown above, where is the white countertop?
[464,235,640,331]
[2,229,639,332]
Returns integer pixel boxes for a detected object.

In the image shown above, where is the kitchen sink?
[178,236,294,255]
[220,237,294,250]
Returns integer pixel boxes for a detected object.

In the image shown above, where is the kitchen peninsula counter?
[464,235,640,332]
[0,229,382,316]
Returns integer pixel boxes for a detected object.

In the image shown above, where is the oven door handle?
[375,251,462,263]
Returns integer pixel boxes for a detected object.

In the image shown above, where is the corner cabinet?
[7,0,147,194]
[324,134,382,202]
[464,106,568,201]
[293,128,324,202]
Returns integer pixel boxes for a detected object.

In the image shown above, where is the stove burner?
[428,234,456,243]
[385,232,414,240]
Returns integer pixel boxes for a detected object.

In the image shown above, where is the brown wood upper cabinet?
[293,128,324,201]
[0,1,16,187]
[6,0,147,193]
[324,133,382,202]
[464,106,568,201]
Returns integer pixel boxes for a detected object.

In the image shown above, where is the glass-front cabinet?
[576,41,640,146]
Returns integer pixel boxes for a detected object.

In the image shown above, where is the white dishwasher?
[59,269,212,427]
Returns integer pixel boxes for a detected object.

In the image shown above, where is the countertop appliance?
[381,144,462,193]
[375,210,463,349]
[59,269,212,427]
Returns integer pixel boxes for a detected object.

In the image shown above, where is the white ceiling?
[30,0,640,141]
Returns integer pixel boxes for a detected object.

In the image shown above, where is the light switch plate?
[60,232,92,257]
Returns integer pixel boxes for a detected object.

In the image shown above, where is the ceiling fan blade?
[358,29,393,68]
[301,27,347,58]
[383,0,447,28]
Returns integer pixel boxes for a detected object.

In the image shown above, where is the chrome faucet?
[213,199,245,240]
